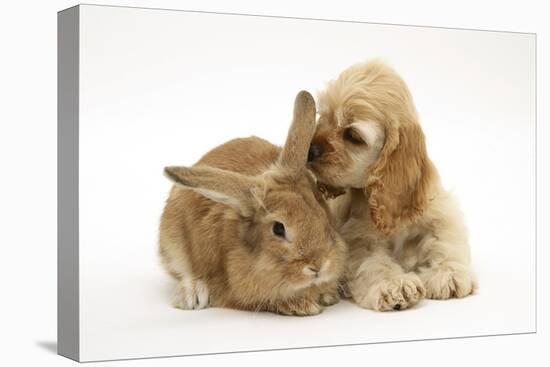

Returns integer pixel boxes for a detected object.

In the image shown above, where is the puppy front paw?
[173,279,210,310]
[419,265,477,299]
[353,273,425,311]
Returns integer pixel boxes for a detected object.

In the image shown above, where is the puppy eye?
[343,128,364,145]
[272,221,286,238]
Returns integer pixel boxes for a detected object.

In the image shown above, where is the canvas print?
[58,4,536,362]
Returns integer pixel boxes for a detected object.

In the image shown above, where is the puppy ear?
[164,165,259,217]
[279,90,317,174]
[365,120,436,235]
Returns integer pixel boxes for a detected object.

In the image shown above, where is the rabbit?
[159,91,347,316]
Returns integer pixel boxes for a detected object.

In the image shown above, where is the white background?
[0,0,547,366]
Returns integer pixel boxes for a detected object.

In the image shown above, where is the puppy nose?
[307,266,320,277]
[307,144,324,162]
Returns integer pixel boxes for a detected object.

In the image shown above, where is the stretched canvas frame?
[58,4,536,362]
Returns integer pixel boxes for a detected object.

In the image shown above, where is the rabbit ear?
[279,90,317,174]
[164,165,258,216]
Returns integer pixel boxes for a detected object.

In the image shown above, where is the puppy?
[307,60,477,311]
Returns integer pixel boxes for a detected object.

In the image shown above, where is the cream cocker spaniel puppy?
[307,60,477,311]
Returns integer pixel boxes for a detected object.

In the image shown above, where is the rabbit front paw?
[275,297,324,316]
[318,292,339,307]
[173,279,210,310]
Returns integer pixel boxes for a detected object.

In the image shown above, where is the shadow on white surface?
[36,341,57,355]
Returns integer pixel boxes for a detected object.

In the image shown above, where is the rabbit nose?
[307,266,320,277]
[307,144,324,162]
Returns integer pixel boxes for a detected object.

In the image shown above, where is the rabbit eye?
[272,221,286,238]
[343,128,364,145]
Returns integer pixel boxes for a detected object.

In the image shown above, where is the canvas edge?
[54,4,539,362]
[58,4,80,362]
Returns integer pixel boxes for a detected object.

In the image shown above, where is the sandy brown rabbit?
[159,91,347,316]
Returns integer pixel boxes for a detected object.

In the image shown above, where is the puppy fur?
[308,60,477,311]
